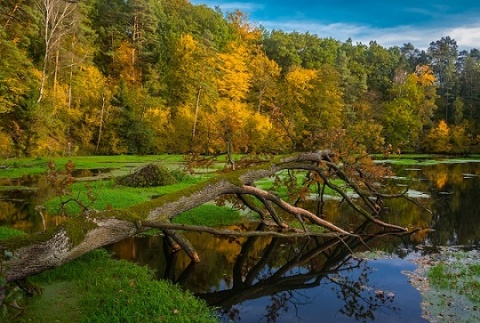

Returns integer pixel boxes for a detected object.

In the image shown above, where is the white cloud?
[447,25,480,50]
[190,1,480,50]
[259,19,480,50]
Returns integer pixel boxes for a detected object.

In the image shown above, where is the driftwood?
[0,151,410,284]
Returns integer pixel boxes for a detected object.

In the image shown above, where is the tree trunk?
[191,85,202,149]
[0,152,411,283]
[95,92,106,153]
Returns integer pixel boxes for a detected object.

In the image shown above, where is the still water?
[1,161,480,321]
[108,161,480,322]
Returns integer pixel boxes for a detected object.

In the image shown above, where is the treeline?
[1,0,479,157]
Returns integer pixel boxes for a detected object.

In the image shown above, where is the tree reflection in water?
[151,222,406,322]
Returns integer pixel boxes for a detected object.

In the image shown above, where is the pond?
[1,161,480,321]
[107,161,480,322]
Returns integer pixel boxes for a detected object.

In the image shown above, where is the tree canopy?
[1,0,480,156]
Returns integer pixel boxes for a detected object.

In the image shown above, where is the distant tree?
[428,36,459,123]
[381,65,437,151]
[459,55,480,135]
[37,0,79,102]
[423,120,451,153]
[400,43,430,70]
[262,30,303,73]
[364,41,401,96]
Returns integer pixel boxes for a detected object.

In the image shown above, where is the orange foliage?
[114,42,141,84]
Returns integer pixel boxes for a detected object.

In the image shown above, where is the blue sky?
[189,1,480,50]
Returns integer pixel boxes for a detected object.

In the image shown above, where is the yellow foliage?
[115,42,141,84]
[285,67,317,94]
[414,65,436,86]
[177,34,198,53]
[437,120,449,134]
[423,120,452,153]
[216,43,252,101]
[78,66,106,100]
[29,136,63,157]
[0,132,13,158]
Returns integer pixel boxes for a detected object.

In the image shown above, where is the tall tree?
[364,41,401,96]
[37,0,78,102]
[428,36,459,123]
[460,55,480,126]
[167,33,217,152]
[91,0,130,75]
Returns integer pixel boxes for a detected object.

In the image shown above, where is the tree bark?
[0,151,410,283]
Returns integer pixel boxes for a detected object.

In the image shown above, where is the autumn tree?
[166,33,218,152]
[207,41,252,163]
[423,120,451,153]
[381,65,437,151]
[272,65,344,150]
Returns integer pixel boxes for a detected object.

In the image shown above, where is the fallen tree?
[0,151,415,286]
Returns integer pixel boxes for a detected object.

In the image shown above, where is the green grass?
[173,204,244,227]
[18,249,217,323]
[0,226,25,240]
[44,176,208,216]
[373,154,480,166]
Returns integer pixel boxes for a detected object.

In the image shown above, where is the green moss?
[288,221,326,234]
[125,177,219,220]
[1,218,97,252]
[62,218,98,247]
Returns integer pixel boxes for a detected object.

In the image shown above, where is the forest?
[1,0,480,157]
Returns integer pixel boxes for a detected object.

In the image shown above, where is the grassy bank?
[1,227,217,322]
[18,250,217,322]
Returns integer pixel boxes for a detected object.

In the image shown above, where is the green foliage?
[23,249,216,322]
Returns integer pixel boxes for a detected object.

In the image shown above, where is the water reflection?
[109,222,425,322]
[2,161,480,321]
[390,163,480,246]
[0,168,113,233]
